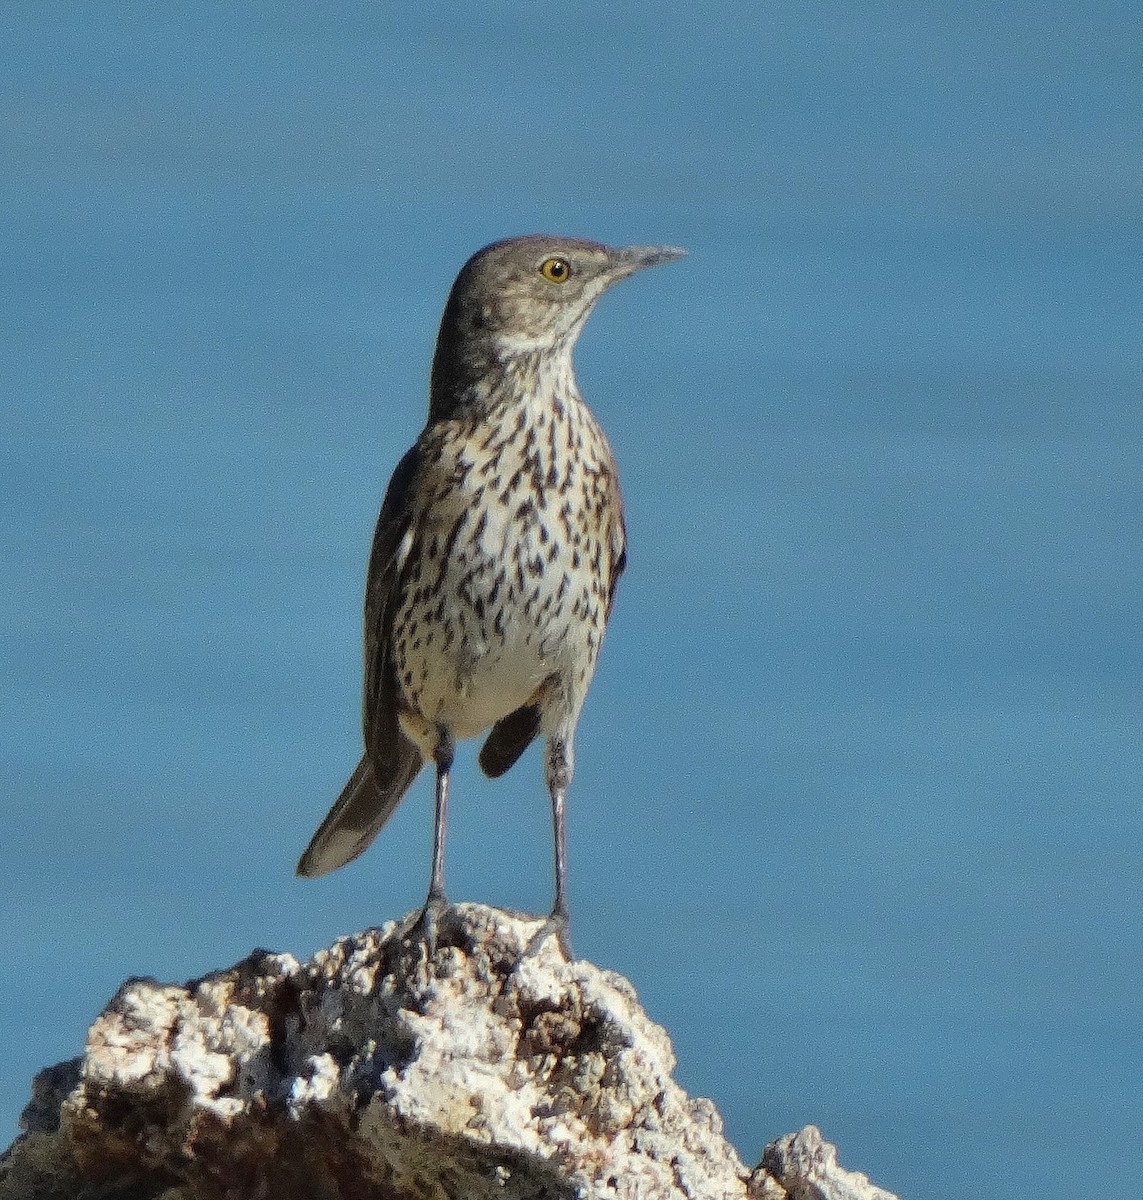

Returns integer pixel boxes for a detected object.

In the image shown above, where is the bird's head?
[430,235,685,417]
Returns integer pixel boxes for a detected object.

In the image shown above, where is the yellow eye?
[539,256,572,283]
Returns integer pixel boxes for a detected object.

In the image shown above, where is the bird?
[296,235,685,954]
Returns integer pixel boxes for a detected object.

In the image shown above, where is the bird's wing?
[295,443,425,878]
[606,507,627,622]
[362,443,420,756]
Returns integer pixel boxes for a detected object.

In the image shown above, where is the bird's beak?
[609,244,688,280]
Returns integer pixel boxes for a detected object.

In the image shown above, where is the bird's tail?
[296,747,423,878]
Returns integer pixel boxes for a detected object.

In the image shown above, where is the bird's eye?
[539,256,572,283]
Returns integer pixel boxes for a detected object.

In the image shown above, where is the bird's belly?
[414,626,552,739]
[392,523,599,740]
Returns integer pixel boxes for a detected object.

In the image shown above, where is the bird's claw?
[405,891,449,956]
[523,908,574,961]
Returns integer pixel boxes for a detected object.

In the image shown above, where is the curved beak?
[609,244,688,280]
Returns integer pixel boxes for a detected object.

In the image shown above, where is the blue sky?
[3,5,1141,1198]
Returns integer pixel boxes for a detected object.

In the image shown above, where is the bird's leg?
[412,728,454,953]
[525,734,575,959]
[426,730,454,908]
[550,779,570,929]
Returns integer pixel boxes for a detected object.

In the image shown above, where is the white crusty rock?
[0,903,899,1200]
[752,1126,901,1200]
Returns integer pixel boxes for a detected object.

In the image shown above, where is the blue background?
[3,4,1140,1197]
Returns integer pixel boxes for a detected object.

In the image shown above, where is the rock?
[753,1126,900,1200]
[0,903,899,1200]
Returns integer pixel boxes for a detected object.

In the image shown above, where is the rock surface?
[0,903,899,1200]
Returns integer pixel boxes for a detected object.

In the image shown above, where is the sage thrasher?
[296,235,685,952]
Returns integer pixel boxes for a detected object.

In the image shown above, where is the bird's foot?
[522,907,574,962]
[404,890,449,956]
